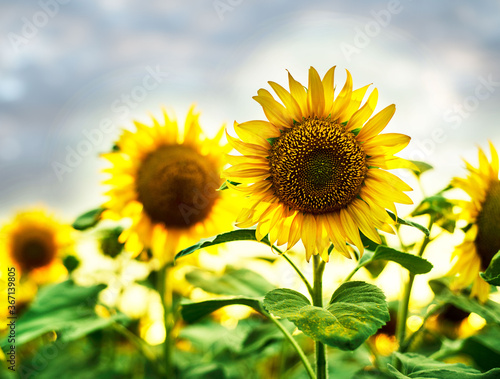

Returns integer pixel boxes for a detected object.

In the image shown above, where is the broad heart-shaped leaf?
[480,250,500,286]
[387,211,430,236]
[429,279,500,324]
[0,280,126,348]
[181,297,264,323]
[175,229,270,261]
[185,266,275,297]
[263,282,389,350]
[72,207,105,230]
[388,352,500,378]
[359,246,433,275]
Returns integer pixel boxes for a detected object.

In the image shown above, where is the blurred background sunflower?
[102,106,239,263]
[223,66,413,261]
[448,142,499,302]
[0,208,73,330]
[0,209,73,282]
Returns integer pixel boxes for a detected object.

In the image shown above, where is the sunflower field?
[1,2,500,379]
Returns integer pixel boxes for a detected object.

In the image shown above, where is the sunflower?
[0,209,72,279]
[102,106,237,262]
[223,66,414,262]
[447,142,499,303]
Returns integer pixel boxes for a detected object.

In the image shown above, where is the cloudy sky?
[1,0,500,220]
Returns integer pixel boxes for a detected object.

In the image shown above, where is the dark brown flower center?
[475,180,500,269]
[136,145,220,228]
[268,118,367,214]
[11,230,57,271]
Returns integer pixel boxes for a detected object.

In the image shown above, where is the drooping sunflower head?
[0,209,72,277]
[102,106,237,262]
[448,142,499,302]
[223,66,414,262]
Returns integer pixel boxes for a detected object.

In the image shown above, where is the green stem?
[313,255,327,379]
[277,248,314,299]
[394,218,433,368]
[342,260,366,284]
[267,312,316,379]
[157,264,174,376]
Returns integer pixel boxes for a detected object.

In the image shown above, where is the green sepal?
[218,180,241,191]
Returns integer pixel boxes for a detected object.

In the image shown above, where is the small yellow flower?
[448,142,500,302]
[102,106,238,262]
[223,66,414,262]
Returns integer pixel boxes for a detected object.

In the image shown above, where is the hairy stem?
[394,217,433,368]
[313,255,327,379]
[267,312,316,379]
[157,264,174,376]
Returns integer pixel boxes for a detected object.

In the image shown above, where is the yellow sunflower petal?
[357,104,396,141]
[331,70,353,120]
[268,81,303,121]
[307,66,325,117]
[288,71,308,114]
[346,88,378,132]
[322,66,336,115]
[254,89,293,128]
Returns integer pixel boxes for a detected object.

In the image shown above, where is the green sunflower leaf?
[411,195,456,233]
[359,233,390,278]
[387,352,500,378]
[181,297,264,323]
[437,326,500,372]
[185,266,275,297]
[409,160,433,176]
[263,282,390,350]
[0,280,126,348]
[480,250,500,286]
[359,246,433,275]
[72,207,105,231]
[175,229,270,261]
[429,279,500,324]
[387,211,430,236]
